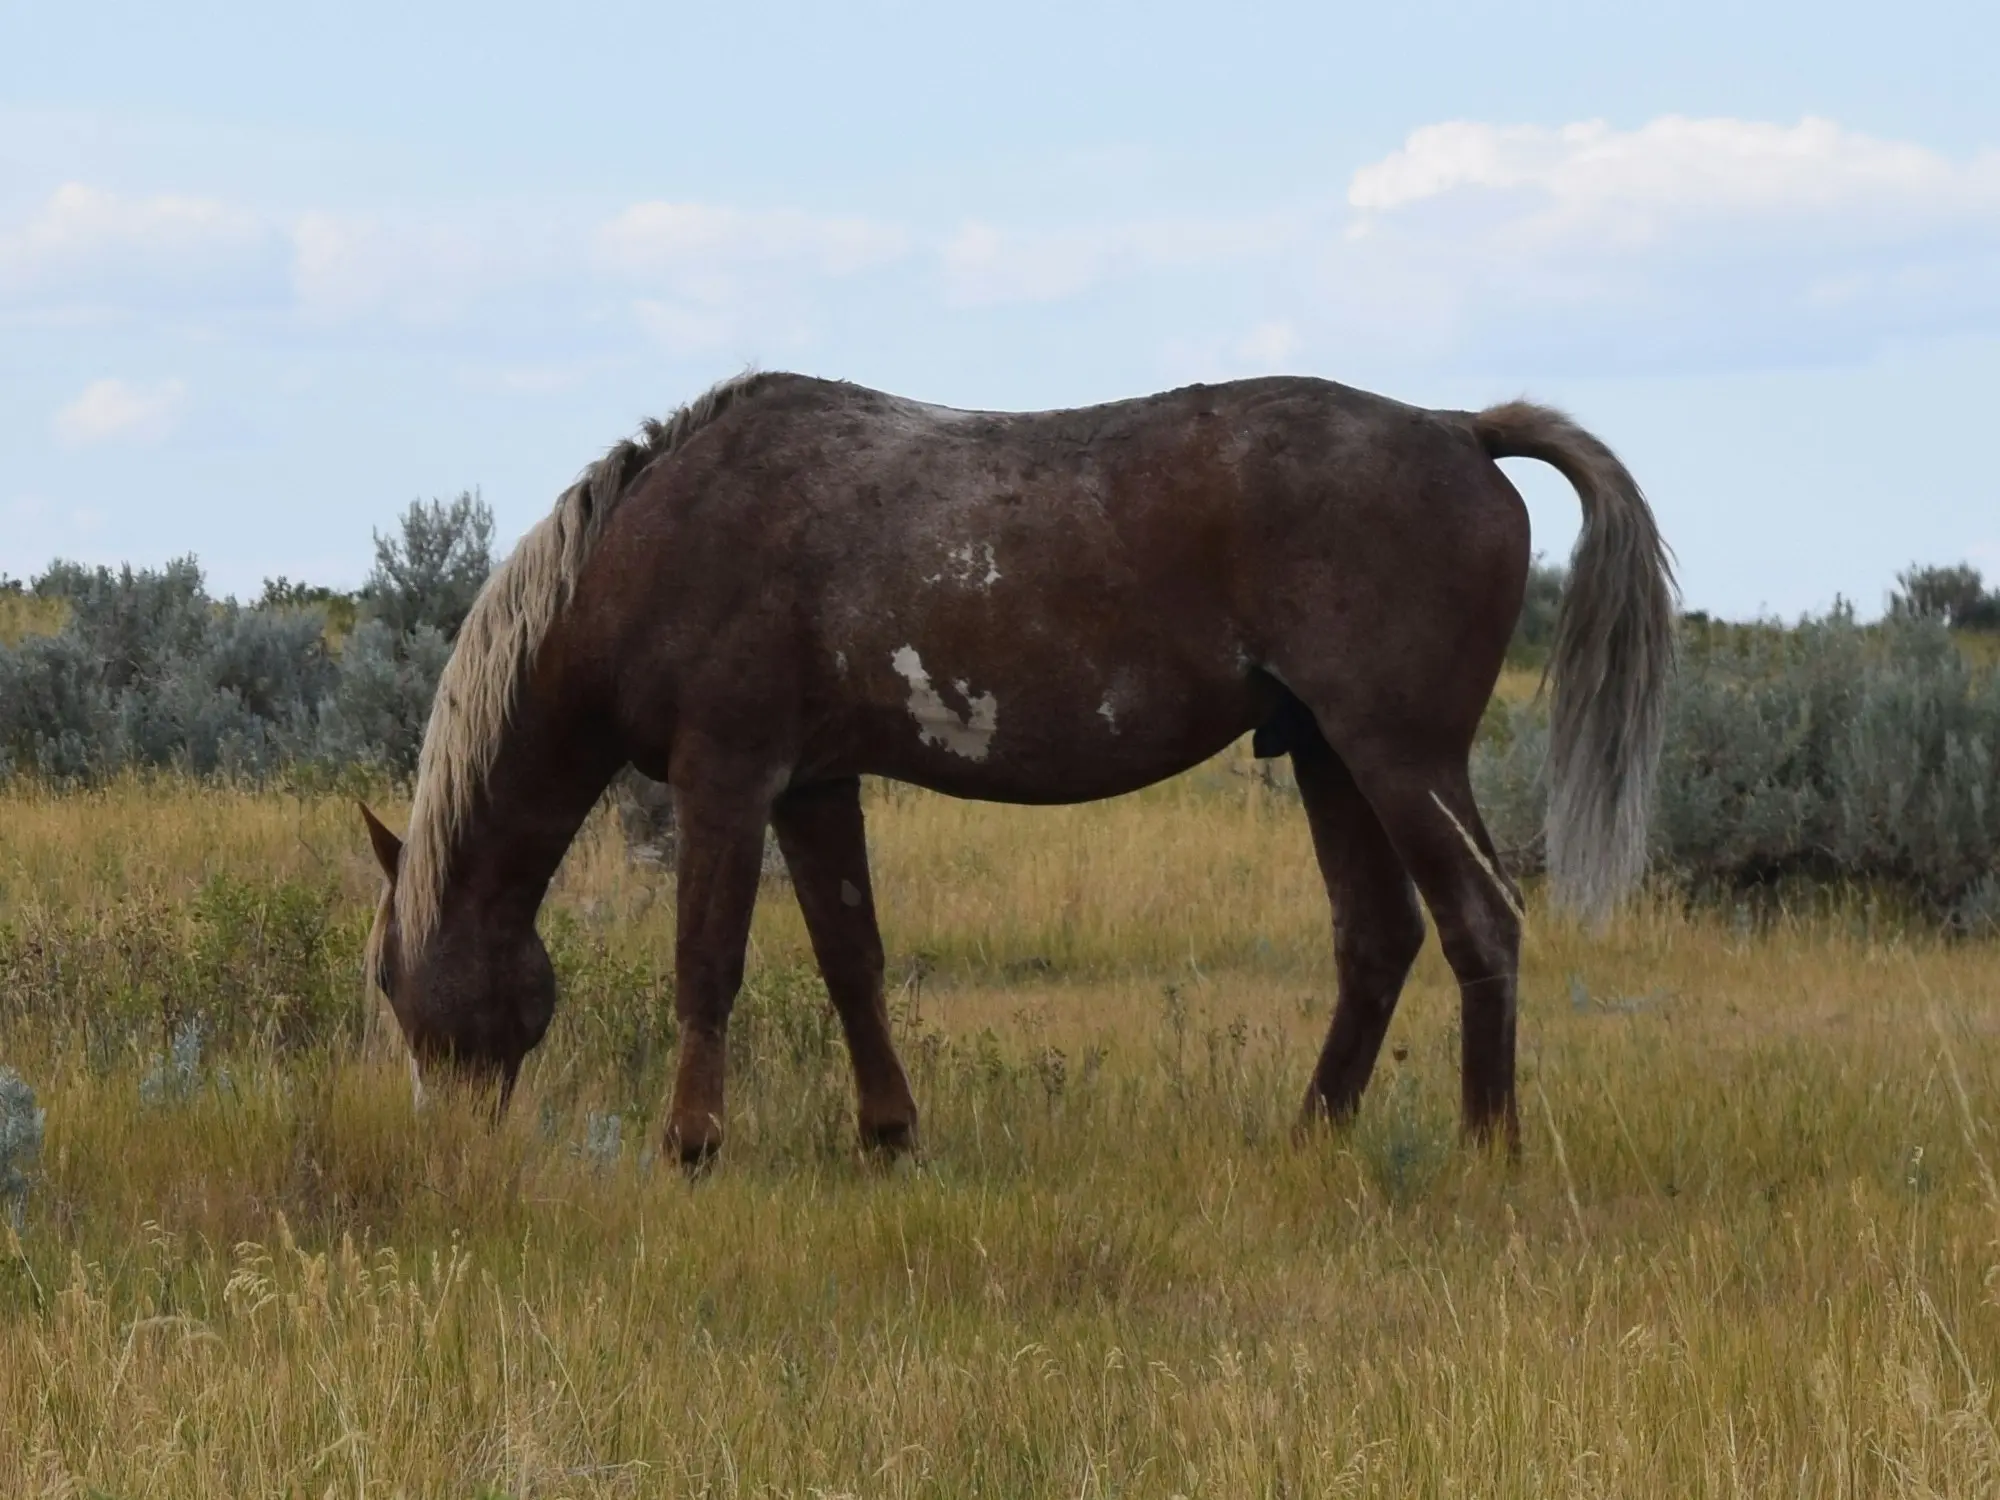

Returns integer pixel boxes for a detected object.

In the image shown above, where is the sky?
[2,0,1996,619]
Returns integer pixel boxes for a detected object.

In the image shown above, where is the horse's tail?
[1472,400,1677,922]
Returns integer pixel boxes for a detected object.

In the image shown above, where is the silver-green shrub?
[0,1066,44,1229]
[312,619,454,777]
[1476,610,2000,920]
[0,495,490,784]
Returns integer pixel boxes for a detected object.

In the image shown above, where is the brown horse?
[360,371,1673,1161]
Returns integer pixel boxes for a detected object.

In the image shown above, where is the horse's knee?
[1340,891,1426,1000]
[1433,891,1520,986]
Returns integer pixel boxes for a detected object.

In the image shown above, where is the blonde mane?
[392,370,775,958]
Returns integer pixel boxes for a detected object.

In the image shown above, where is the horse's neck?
[437,696,623,932]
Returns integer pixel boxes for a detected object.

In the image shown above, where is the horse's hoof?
[859,1116,919,1157]
[1294,1091,1356,1145]
[1459,1116,1523,1163]
[667,1119,723,1175]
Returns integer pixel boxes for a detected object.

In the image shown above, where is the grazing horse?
[361,371,1673,1162]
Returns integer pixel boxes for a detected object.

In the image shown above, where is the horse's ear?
[358,802,403,881]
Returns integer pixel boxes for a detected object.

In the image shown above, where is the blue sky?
[3,0,1996,617]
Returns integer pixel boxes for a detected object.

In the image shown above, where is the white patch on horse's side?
[927,541,1001,591]
[956,542,1001,588]
[890,646,999,761]
[1098,696,1120,735]
[834,650,848,675]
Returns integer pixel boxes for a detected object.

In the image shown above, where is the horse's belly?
[844,651,1269,805]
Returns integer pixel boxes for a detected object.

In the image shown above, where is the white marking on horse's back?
[891,646,999,761]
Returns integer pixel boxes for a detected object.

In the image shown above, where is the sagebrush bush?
[1476,610,2000,923]
[310,618,453,775]
[0,1066,42,1229]
[1891,561,2000,630]
[0,497,489,782]
[360,490,493,641]
[5,518,1995,927]
[1506,557,1567,667]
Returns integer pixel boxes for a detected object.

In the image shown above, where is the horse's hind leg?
[664,764,775,1166]
[1292,728,1427,1127]
[1337,749,1525,1149]
[771,778,919,1154]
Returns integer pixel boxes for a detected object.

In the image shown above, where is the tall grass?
[2,770,1998,1496]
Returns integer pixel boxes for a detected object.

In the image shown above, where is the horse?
[360,370,1673,1163]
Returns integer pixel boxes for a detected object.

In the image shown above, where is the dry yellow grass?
[1492,663,1544,704]
[1960,629,2000,669]
[2,767,1998,1497]
[0,593,65,646]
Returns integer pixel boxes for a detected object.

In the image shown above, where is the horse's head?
[358,802,555,1099]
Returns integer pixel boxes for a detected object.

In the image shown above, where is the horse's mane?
[393,369,776,959]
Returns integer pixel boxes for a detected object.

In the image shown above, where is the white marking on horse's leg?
[890,646,1000,761]
[409,1052,429,1113]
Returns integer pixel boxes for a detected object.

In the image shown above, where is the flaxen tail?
[1473,401,1677,922]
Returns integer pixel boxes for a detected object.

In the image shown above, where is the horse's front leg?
[664,759,777,1167]
[771,777,919,1154]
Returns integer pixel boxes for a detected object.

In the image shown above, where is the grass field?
[2,760,1998,1497]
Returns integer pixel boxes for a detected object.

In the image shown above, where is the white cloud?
[290,212,379,318]
[0,183,264,293]
[455,361,591,395]
[9,120,1993,400]
[598,202,909,279]
[53,378,189,446]
[942,223,1111,305]
[942,217,1292,307]
[632,297,738,354]
[598,201,905,355]
[1327,116,2000,372]
[1234,320,1300,366]
[1154,318,1312,388]
[291,212,504,324]
[1348,117,1986,226]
